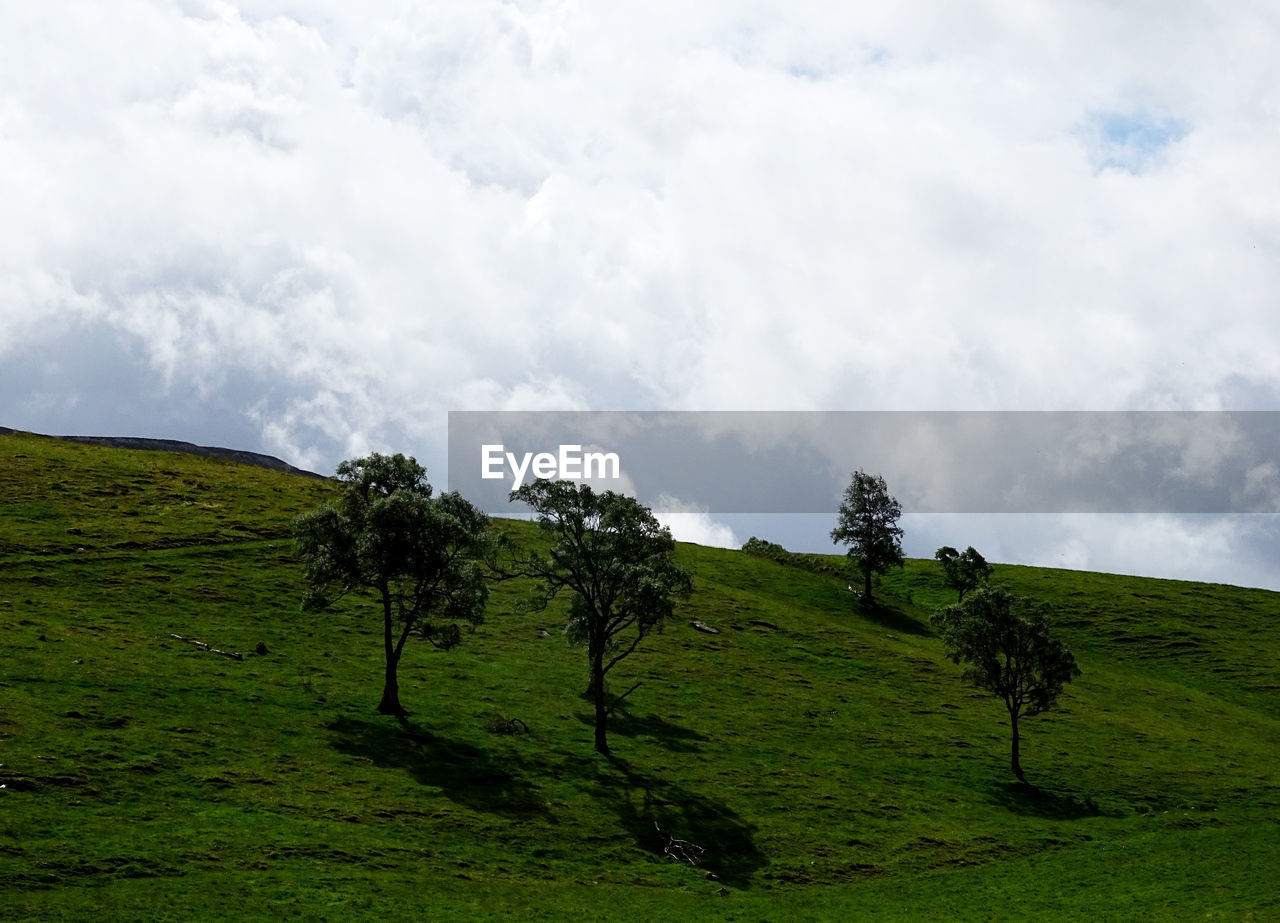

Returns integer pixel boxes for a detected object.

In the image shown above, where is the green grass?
[2,431,1279,920]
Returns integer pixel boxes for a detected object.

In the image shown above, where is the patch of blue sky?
[786,61,832,80]
[783,44,891,81]
[1085,109,1190,174]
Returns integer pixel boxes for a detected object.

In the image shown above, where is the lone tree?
[935,545,993,601]
[930,586,1080,783]
[294,453,490,717]
[831,469,904,604]
[507,479,692,756]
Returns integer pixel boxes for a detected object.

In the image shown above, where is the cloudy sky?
[4,1,1280,587]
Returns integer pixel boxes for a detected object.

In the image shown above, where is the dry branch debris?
[655,821,706,866]
[169,633,243,661]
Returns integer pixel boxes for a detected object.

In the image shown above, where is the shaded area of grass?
[855,597,933,637]
[595,756,766,888]
[329,716,549,817]
[583,709,709,753]
[990,782,1104,821]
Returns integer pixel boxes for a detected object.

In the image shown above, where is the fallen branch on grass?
[169,633,243,661]
[655,820,706,866]
[485,714,530,735]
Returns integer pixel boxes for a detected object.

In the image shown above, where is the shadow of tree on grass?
[330,716,764,886]
[570,756,767,888]
[991,781,1102,820]
[328,716,548,817]
[857,598,932,636]
[576,710,709,754]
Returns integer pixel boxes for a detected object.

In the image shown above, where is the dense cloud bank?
[4,2,1279,583]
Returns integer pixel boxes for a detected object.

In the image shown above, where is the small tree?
[830,470,904,604]
[935,545,993,601]
[930,586,1080,783]
[508,479,692,755]
[294,453,490,717]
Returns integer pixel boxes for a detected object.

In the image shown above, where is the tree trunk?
[591,646,609,755]
[862,561,873,603]
[377,652,405,716]
[1010,709,1025,782]
[377,588,406,717]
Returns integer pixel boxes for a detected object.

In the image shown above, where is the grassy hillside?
[2,431,1278,920]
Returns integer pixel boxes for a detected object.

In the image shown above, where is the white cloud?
[4,2,1280,584]
[653,493,739,548]
[903,512,1280,591]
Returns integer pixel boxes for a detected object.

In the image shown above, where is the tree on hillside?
[930,586,1080,783]
[830,470,904,604]
[294,453,491,717]
[935,545,993,601]
[506,479,693,756]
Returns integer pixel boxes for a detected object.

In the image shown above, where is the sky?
[4,1,1280,587]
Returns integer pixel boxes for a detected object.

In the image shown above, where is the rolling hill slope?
[2,430,1278,920]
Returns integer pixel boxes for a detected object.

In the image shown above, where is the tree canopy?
[294,453,490,717]
[930,586,1080,782]
[506,478,692,755]
[935,545,993,601]
[830,469,904,604]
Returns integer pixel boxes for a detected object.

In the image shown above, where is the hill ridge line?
[0,425,327,480]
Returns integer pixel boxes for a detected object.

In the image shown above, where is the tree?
[294,453,490,717]
[930,586,1081,783]
[507,479,693,755]
[830,470,904,604]
[935,545,993,601]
